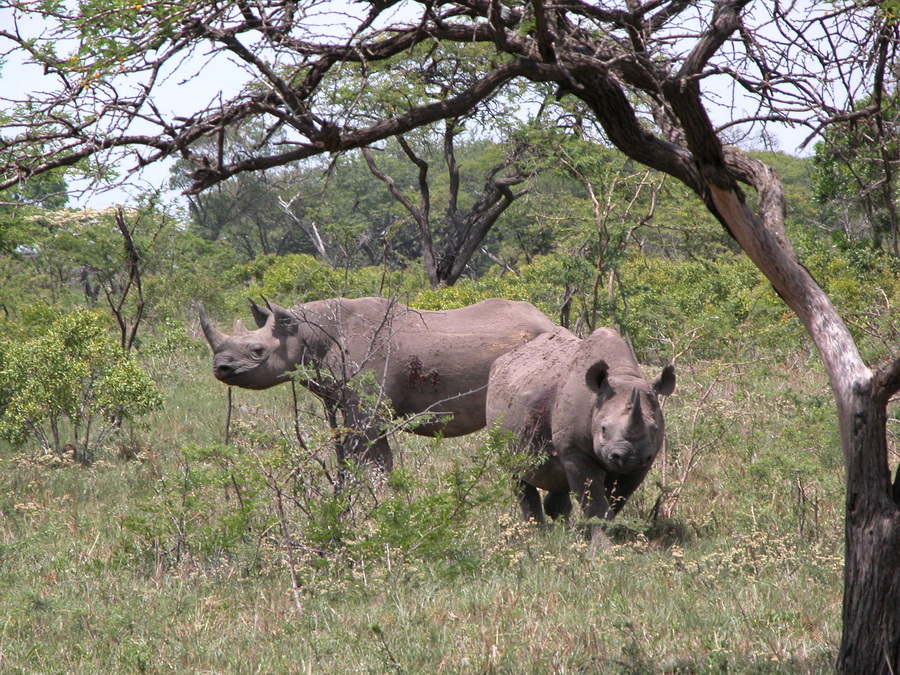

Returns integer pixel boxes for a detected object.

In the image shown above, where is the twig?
[225,386,233,446]
[290,380,309,451]
[269,470,304,617]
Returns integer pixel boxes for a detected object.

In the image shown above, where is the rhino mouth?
[212,359,286,389]
[216,371,262,388]
[599,442,656,474]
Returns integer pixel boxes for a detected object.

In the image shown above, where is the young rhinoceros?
[200,296,556,470]
[486,327,675,534]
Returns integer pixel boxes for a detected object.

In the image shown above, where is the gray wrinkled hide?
[200,297,556,469]
[486,327,675,532]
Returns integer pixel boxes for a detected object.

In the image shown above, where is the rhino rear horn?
[198,304,228,352]
[248,298,270,328]
[625,389,647,437]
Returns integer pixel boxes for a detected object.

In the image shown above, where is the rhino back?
[392,298,555,338]
[580,328,643,376]
[373,299,556,436]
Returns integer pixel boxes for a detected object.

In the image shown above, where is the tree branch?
[185,58,565,193]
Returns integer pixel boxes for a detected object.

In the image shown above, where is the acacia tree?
[339,38,540,286]
[812,94,900,254]
[363,121,535,288]
[1,0,899,670]
[169,123,332,261]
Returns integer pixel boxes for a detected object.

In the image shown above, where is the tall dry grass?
[0,348,845,673]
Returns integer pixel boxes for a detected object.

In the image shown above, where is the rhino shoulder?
[486,328,578,424]
[578,327,642,375]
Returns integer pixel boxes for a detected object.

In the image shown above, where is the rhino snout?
[212,355,246,382]
[214,362,236,379]
[602,444,656,474]
[610,450,648,465]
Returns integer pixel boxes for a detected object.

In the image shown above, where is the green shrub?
[0,308,163,462]
[226,254,344,304]
[122,441,267,571]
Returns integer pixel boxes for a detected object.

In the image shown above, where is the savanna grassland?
[1,149,896,673]
[0,321,849,673]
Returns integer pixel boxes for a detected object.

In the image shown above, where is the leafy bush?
[121,408,519,585]
[122,441,266,570]
[0,308,163,462]
[614,253,796,360]
[226,254,344,304]
[412,277,524,311]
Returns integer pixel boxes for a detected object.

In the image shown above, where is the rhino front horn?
[198,304,228,352]
[625,389,646,437]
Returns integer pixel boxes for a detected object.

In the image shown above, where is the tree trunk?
[572,47,900,668]
[837,366,900,673]
[305,376,394,474]
[703,176,900,675]
[338,393,394,473]
[364,134,530,288]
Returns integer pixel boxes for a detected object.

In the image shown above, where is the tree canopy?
[3,1,900,672]
[2,1,884,198]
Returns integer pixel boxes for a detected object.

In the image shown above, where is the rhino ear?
[585,360,609,394]
[653,363,676,396]
[248,298,270,328]
[264,298,300,337]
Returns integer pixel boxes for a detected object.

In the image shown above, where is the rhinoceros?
[199,296,556,470]
[486,326,675,533]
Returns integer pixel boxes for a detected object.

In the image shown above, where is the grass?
[0,349,848,673]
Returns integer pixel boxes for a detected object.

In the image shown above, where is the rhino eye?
[248,345,266,360]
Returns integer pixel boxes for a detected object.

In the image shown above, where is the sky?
[0,2,814,212]
[1,4,252,209]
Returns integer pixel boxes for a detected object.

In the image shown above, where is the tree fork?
[700,142,900,675]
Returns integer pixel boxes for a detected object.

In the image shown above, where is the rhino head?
[584,360,676,475]
[199,299,306,390]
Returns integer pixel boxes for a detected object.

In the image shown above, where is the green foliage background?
[0,142,896,672]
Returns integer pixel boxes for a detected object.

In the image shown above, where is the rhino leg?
[604,470,649,516]
[340,427,393,473]
[543,491,572,520]
[324,388,394,472]
[558,450,612,538]
[517,481,546,524]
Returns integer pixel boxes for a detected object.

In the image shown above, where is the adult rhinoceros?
[199,296,556,470]
[486,327,675,535]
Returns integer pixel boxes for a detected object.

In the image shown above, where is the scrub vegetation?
[0,146,896,672]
